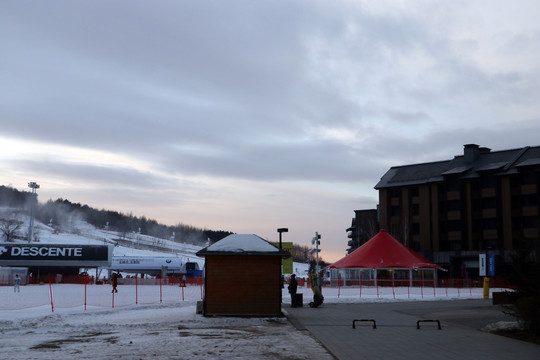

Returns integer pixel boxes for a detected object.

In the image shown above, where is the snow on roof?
[197,234,286,256]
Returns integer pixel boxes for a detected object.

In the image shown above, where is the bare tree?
[366,218,378,239]
[402,215,409,247]
[0,218,23,242]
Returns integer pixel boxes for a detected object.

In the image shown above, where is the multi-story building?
[374,144,540,277]
[346,209,379,254]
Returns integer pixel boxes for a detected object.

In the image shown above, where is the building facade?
[346,209,379,254]
[374,144,540,277]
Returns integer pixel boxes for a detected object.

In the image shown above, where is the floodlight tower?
[27,182,40,243]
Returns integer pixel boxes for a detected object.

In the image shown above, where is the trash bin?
[292,293,303,308]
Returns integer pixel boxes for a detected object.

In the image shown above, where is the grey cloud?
[8,159,165,189]
[2,1,540,187]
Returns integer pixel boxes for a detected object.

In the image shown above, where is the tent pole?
[374,269,379,298]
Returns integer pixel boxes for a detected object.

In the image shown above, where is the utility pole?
[310,232,321,273]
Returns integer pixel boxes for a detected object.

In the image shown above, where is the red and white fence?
[0,275,204,313]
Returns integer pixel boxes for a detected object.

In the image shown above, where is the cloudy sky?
[1,1,540,262]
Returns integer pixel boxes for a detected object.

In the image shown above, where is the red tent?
[330,230,443,270]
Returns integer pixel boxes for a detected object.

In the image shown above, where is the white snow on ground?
[0,217,519,359]
[0,283,517,360]
[0,284,335,360]
[482,321,521,332]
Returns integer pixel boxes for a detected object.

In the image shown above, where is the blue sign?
[487,254,495,277]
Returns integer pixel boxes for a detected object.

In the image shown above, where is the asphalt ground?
[284,299,540,360]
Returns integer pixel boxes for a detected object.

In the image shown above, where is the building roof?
[196,234,291,257]
[330,230,443,270]
[375,144,540,189]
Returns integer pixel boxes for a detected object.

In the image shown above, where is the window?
[522,194,538,206]
[472,198,481,212]
[450,241,463,251]
[482,218,497,230]
[482,197,497,209]
[412,222,420,235]
[448,220,461,231]
[447,177,460,191]
[447,200,461,211]
[481,174,497,188]
[523,216,539,228]
[521,170,537,185]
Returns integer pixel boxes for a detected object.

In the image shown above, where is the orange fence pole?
[49,274,54,313]
[84,274,87,311]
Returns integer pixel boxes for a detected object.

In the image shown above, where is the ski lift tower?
[27,182,40,243]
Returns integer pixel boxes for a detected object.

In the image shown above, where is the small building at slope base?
[196,234,290,316]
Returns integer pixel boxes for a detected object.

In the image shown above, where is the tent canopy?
[330,230,443,270]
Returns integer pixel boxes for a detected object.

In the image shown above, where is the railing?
[18,274,203,286]
[1,283,204,313]
[324,276,511,288]
[324,276,513,300]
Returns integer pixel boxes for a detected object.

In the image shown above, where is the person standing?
[288,274,298,295]
[288,274,298,307]
[112,273,118,293]
[14,274,21,293]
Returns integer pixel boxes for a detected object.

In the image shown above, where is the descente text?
[10,247,83,257]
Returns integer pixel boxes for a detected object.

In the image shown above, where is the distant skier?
[112,273,118,293]
[14,274,21,293]
[181,274,186,287]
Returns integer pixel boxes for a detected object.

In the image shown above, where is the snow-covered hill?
[1,209,310,276]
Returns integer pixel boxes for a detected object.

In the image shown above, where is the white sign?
[479,254,486,276]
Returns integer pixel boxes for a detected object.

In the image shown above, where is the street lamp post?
[277,228,288,249]
[27,182,40,243]
[277,228,288,289]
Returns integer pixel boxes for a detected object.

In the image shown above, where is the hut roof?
[196,234,290,257]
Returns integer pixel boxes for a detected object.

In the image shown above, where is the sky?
[1,1,540,263]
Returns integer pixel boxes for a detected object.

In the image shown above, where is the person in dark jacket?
[288,274,299,307]
[288,274,298,295]
[112,273,118,293]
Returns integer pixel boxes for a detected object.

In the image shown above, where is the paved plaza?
[285,299,540,360]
